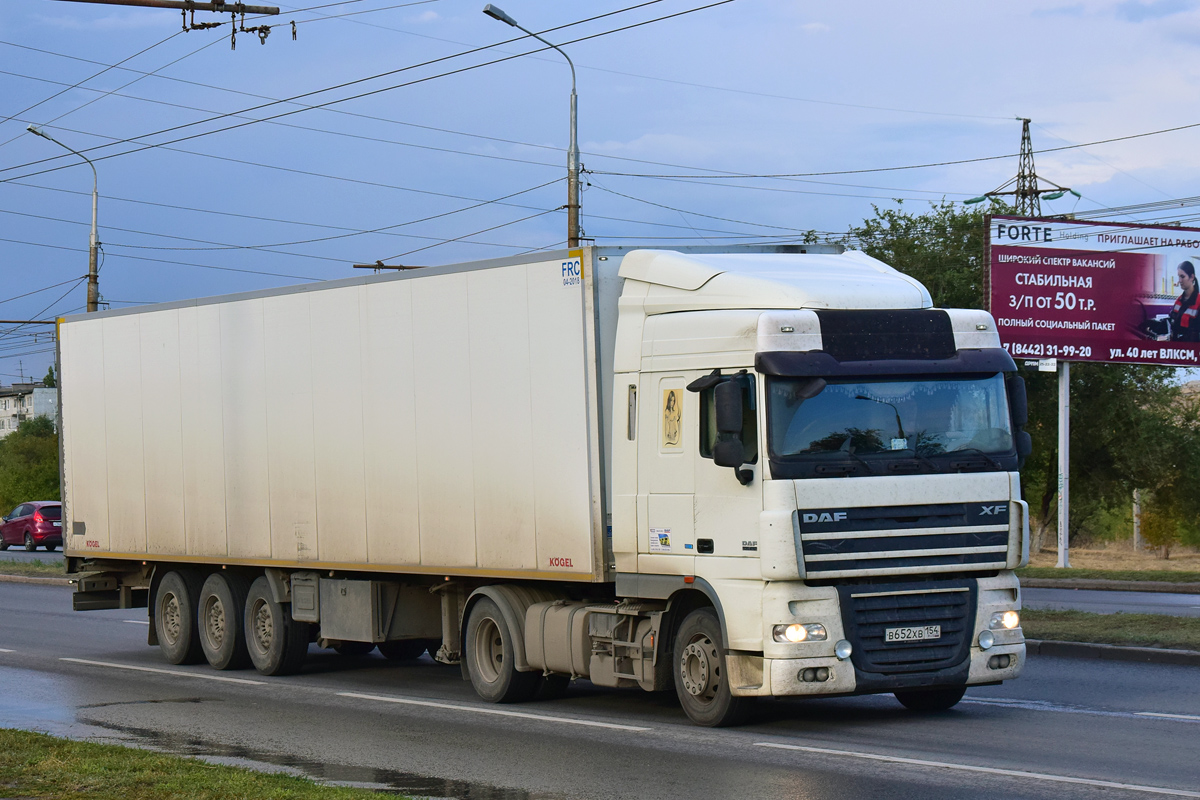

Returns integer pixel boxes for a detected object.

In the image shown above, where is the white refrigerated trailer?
[60,244,1031,726]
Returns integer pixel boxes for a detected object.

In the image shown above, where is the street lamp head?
[27,125,47,139]
[482,4,519,27]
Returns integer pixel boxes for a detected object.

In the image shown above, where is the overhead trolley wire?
[0,0,738,183]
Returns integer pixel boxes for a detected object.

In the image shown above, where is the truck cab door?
[637,374,696,573]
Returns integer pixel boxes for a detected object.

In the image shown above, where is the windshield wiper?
[948,447,1003,470]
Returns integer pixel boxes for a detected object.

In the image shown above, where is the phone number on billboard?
[1004,343,1094,358]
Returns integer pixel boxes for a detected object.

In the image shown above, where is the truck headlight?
[990,610,1020,630]
[772,623,827,643]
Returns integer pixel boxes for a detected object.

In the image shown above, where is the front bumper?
[734,572,1025,698]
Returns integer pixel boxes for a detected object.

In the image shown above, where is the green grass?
[0,558,64,578]
[1022,609,1200,651]
[0,729,398,799]
[1018,567,1200,584]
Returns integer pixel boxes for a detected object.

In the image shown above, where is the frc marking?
[802,512,848,524]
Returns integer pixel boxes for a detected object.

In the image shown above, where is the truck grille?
[838,581,976,675]
[796,502,1010,580]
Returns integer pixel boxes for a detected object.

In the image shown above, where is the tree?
[43,366,55,388]
[845,200,1192,551]
[0,417,59,514]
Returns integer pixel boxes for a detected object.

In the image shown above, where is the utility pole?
[965,118,1080,213]
[27,126,100,312]
[483,4,581,248]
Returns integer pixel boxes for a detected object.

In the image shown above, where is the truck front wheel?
[673,608,753,727]
[244,576,309,676]
[154,570,205,665]
[894,685,966,712]
[198,572,252,670]
[465,597,539,703]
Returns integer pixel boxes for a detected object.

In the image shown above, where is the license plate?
[52,521,61,527]
[885,625,941,643]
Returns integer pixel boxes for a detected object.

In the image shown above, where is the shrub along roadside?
[0,558,64,578]
[0,729,398,800]
[1021,609,1200,651]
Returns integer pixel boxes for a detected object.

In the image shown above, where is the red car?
[0,501,63,551]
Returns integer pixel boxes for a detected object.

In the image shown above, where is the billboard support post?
[1056,361,1071,569]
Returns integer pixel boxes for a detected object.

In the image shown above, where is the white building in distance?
[0,383,56,439]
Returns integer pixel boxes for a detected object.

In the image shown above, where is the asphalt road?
[2,582,1199,799]
[1023,587,1200,617]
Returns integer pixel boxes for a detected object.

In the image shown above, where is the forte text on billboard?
[988,215,1200,367]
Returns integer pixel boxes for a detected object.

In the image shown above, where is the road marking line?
[122,619,150,625]
[337,691,651,731]
[755,742,1200,798]
[963,697,1200,723]
[60,658,265,686]
[0,648,13,653]
[1138,712,1200,722]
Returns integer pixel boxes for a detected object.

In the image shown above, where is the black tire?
[0,539,8,551]
[197,572,252,670]
[44,543,57,551]
[333,641,376,656]
[154,570,205,665]
[23,533,35,552]
[244,576,309,676]
[894,685,966,712]
[464,597,539,703]
[673,607,753,727]
[377,639,428,661]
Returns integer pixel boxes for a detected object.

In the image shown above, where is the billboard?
[988,215,1200,366]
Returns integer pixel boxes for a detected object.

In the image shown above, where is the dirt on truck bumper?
[736,572,1025,698]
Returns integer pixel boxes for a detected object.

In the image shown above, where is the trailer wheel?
[154,570,205,665]
[377,639,427,661]
[465,597,539,703]
[244,576,309,676]
[673,608,752,727]
[894,685,966,712]
[197,572,252,670]
[333,641,376,656]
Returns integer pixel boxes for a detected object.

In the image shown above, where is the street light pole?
[482,4,580,248]
[28,126,100,312]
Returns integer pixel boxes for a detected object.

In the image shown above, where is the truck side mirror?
[1008,376,1028,428]
[715,380,743,434]
[1016,430,1032,464]
[713,380,753,485]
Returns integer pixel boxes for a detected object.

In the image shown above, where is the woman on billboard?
[1169,261,1200,342]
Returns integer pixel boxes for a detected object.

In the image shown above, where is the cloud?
[1116,0,1195,22]
[800,22,831,33]
[411,10,440,23]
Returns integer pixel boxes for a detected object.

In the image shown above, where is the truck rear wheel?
[333,641,376,656]
[377,639,427,661]
[673,608,753,727]
[154,570,205,665]
[198,572,252,670]
[894,685,966,712]
[244,576,309,676]
[465,597,539,703]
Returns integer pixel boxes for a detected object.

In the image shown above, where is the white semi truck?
[59,244,1030,726]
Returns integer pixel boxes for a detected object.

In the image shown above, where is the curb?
[1022,578,1200,595]
[1026,638,1200,667]
[0,573,71,586]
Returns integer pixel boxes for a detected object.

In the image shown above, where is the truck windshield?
[767,373,1014,476]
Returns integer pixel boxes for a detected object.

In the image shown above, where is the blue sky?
[3,0,1200,382]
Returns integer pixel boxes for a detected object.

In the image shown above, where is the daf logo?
[979,505,1003,516]
[803,511,848,524]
